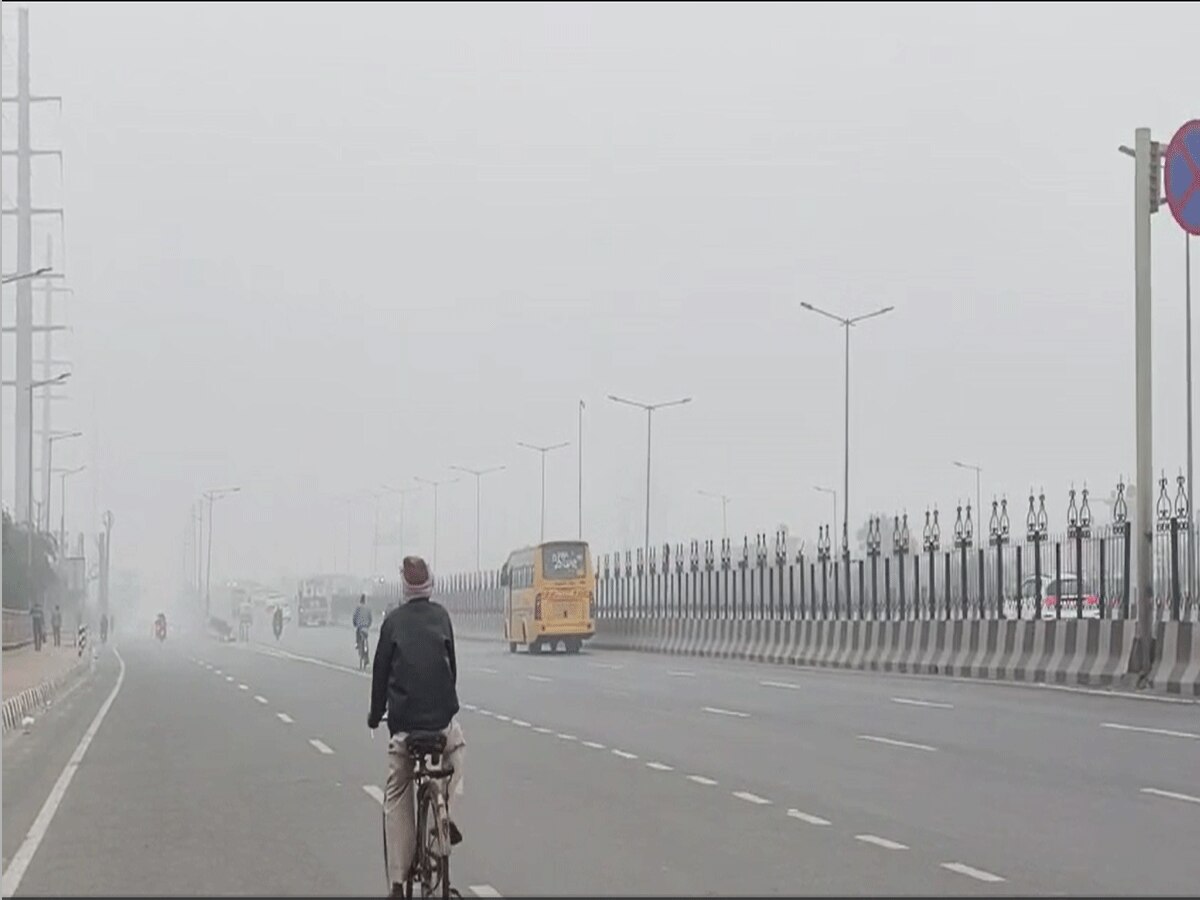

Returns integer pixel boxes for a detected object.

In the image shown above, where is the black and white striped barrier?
[2,654,91,735]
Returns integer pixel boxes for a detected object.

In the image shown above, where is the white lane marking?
[478,709,494,717]
[646,762,674,771]
[588,662,623,670]
[892,697,954,709]
[309,739,335,755]
[857,734,937,752]
[556,733,577,741]
[668,670,696,677]
[474,667,498,675]
[733,791,771,805]
[494,714,511,722]
[254,695,268,704]
[703,706,750,718]
[214,669,222,674]
[687,775,718,786]
[787,809,831,826]
[1141,787,1200,805]
[469,887,503,898]
[462,703,478,711]
[363,785,385,805]
[581,740,606,750]
[760,679,802,690]
[225,675,234,682]
[238,684,249,691]
[277,713,294,724]
[532,726,552,734]
[511,719,531,728]
[941,862,1005,883]
[526,674,552,683]
[2,648,127,897]
[247,643,368,679]
[1102,722,1200,740]
[856,834,909,851]
[612,749,638,760]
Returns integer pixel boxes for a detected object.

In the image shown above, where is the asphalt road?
[4,616,1200,896]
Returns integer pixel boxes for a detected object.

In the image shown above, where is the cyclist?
[368,556,464,899]
[272,604,284,642]
[352,594,373,662]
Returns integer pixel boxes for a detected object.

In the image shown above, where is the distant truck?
[297,577,333,627]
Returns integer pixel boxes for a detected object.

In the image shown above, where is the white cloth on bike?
[383,717,465,888]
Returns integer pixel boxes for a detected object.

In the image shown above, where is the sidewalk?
[2,642,86,702]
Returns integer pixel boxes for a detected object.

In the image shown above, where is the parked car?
[1017,573,1100,619]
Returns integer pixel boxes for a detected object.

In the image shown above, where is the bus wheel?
[566,638,582,654]
[529,639,543,654]
[509,641,517,654]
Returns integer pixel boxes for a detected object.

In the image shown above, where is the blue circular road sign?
[1164,119,1200,236]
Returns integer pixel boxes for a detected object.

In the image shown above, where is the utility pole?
[203,487,240,615]
[517,441,570,543]
[578,399,585,540]
[14,8,33,524]
[449,464,505,570]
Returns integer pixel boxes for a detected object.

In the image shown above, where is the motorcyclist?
[155,612,167,641]
[352,595,372,659]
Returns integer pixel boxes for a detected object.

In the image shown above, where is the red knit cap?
[402,556,433,599]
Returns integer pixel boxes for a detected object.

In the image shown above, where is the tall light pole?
[415,476,458,571]
[57,464,85,550]
[578,400,583,542]
[7,372,71,527]
[381,484,419,568]
[517,441,570,543]
[607,394,692,562]
[952,461,983,534]
[203,486,240,616]
[449,464,505,571]
[697,489,732,539]
[1186,233,1195,601]
[45,431,83,531]
[813,486,838,559]
[800,302,895,557]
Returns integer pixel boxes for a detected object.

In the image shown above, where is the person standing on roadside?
[51,604,63,647]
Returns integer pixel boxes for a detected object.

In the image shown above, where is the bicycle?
[356,627,370,670]
[399,731,459,899]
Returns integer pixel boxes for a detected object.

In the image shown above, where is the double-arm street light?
[800,302,895,557]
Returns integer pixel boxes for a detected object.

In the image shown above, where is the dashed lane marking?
[703,706,749,718]
[526,674,552,682]
[238,684,249,691]
[787,809,830,826]
[511,719,531,728]
[646,762,674,771]
[1102,722,1200,740]
[309,739,335,755]
[733,791,771,805]
[277,713,294,724]
[941,862,1005,883]
[581,740,606,750]
[668,670,696,677]
[687,775,718,786]
[533,726,553,734]
[760,679,803,690]
[469,887,502,898]
[857,734,937,752]
[254,695,268,704]
[1141,787,1200,805]
[856,834,908,850]
[556,733,577,741]
[587,662,623,670]
[363,785,384,805]
[612,749,638,760]
[892,697,954,710]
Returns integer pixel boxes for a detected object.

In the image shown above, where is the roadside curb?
[2,650,96,735]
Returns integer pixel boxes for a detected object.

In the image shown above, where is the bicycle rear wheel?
[416,783,451,899]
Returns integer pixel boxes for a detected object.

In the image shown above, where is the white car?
[1018,573,1101,619]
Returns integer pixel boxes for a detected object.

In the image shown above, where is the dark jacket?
[369,597,459,735]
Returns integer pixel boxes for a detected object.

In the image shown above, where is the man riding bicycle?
[352,594,373,660]
[368,556,464,899]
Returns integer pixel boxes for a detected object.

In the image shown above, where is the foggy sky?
[2,1,1198,599]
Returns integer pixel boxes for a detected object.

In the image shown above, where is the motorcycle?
[155,618,167,643]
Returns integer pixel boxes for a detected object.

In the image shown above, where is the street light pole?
[203,486,241,616]
[449,464,505,571]
[814,486,838,559]
[45,431,83,531]
[952,461,983,532]
[517,441,570,543]
[20,373,70,533]
[697,490,732,540]
[607,394,692,564]
[800,302,894,556]
[381,484,419,568]
[415,476,458,571]
[58,464,85,551]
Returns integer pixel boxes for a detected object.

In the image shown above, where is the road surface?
[4,617,1200,895]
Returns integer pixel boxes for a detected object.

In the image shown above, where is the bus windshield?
[542,542,588,580]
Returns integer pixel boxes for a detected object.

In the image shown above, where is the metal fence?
[437,477,1200,624]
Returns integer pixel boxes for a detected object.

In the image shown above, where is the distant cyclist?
[368,556,464,899]
[352,595,372,665]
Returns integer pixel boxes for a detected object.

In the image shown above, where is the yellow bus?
[501,540,594,654]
